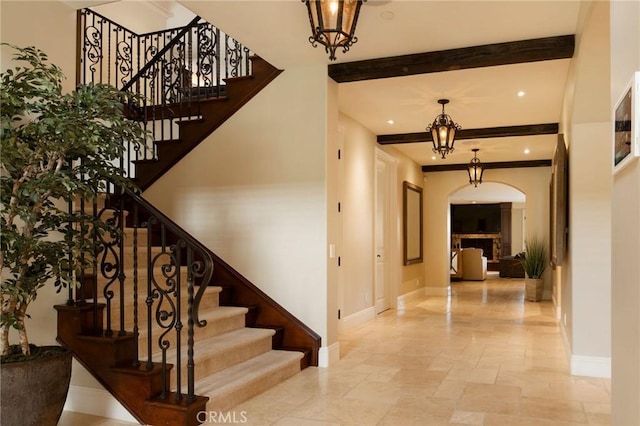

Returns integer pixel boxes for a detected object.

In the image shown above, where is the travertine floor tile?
[520,396,587,423]
[62,277,611,425]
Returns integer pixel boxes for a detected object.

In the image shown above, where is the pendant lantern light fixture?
[303,0,366,61]
[468,148,484,187]
[426,99,461,159]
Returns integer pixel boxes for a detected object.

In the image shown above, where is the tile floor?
[60,275,611,425]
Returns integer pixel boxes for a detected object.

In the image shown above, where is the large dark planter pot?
[0,346,72,426]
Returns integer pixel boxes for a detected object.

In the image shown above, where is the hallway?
[60,277,611,425]
[229,277,611,425]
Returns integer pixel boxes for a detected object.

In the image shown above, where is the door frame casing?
[374,148,399,312]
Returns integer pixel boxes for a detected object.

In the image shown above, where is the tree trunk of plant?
[1,324,10,356]
[0,297,30,356]
[17,302,30,355]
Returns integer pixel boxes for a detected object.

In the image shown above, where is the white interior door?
[375,158,390,314]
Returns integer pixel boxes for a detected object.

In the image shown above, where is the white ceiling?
[90,0,582,199]
[178,0,580,169]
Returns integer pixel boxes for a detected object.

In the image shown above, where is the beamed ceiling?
[93,1,582,177]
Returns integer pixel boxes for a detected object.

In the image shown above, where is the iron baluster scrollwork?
[225,34,243,79]
[96,207,123,337]
[116,38,134,88]
[144,216,157,371]
[162,42,186,105]
[151,241,179,398]
[132,203,140,367]
[174,240,186,401]
[83,23,102,81]
[186,247,196,401]
[117,197,126,336]
[196,23,218,97]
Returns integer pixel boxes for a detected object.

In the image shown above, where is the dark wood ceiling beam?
[329,35,575,83]
[378,123,558,145]
[422,160,551,173]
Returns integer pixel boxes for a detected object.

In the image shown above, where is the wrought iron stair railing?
[72,187,213,399]
[60,10,321,423]
[77,8,253,179]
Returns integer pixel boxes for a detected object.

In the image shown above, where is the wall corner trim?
[318,342,341,367]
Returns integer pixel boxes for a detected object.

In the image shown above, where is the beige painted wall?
[326,77,340,348]
[424,168,551,293]
[559,0,612,376]
[511,203,525,254]
[338,113,424,319]
[382,146,425,295]
[145,65,330,344]
[339,113,375,316]
[610,0,640,423]
[91,1,178,34]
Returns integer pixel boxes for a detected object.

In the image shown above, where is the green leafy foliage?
[0,44,148,357]
[520,236,548,279]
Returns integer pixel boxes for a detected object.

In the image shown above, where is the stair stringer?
[55,303,209,426]
[208,250,322,369]
[134,56,283,191]
[122,197,323,369]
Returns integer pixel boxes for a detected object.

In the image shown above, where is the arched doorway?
[449,182,526,278]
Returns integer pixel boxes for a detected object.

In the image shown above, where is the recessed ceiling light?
[387,119,394,125]
[517,91,526,97]
[524,148,531,154]
[431,156,437,160]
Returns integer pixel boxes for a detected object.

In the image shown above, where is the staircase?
[57,218,304,424]
[56,9,320,425]
[132,53,282,191]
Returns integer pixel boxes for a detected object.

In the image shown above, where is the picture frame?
[613,71,640,174]
[403,181,423,265]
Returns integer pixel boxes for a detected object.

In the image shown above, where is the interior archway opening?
[448,181,527,281]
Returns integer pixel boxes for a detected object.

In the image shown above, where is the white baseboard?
[318,341,340,368]
[571,355,611,378]
[64,385,138,423]
[397,287,426,310]
[560,321,611,379]
[424,286,450,297]
[343,306,375,331]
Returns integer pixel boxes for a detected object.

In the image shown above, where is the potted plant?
[0,45,145,425]
[520,235,549,302]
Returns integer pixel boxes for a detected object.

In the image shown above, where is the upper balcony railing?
[77,8,253,178]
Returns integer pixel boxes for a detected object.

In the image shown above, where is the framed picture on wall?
[613,71,640,174]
